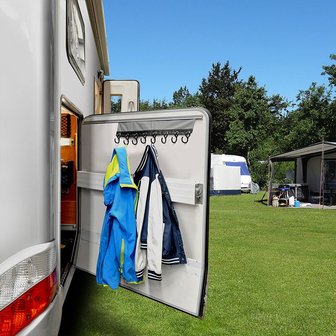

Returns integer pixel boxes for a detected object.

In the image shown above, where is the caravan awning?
[270,142,336,162]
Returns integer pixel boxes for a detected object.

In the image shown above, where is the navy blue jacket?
[134,145,187,281]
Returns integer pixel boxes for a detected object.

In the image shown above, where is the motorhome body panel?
[58,0,103,116]
[55,0,106,284]
[0,0,54,263]
[0,0,107,334]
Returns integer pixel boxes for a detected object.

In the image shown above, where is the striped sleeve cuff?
[136,268,145,279]
[148,270,162,281]
[162,257,181,265]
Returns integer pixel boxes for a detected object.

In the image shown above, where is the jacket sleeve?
[111,186,140,284]
[96,182,121,289]
[146,174,164,281]
[134,176,149,279]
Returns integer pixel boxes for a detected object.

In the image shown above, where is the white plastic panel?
[212,166,241,191]
[0,0,53,264]
[77,108,210,317]
[103,80,140,112]
[77,171,198,205]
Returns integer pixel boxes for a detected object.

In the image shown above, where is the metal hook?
[161,133,168,144]
[171,131,179,144]
[150,134,157,144]
[181,132,191,144]
[114,135,120,144]
[140,134,147,144]
[132,133,138,145]
[123,134,130,145]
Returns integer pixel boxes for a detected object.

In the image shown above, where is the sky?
[103,0,336,103]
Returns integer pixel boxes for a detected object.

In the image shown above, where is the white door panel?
[76,108,210,317]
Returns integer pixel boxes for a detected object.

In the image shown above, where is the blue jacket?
[96,147,140,289]
[134,145,187,281]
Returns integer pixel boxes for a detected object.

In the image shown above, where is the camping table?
[288,183,308,200]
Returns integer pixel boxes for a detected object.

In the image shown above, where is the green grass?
[59,194,336,336]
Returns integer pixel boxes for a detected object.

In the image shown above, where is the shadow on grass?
[254,200,268,207]
[58,270,137,336]
[254,191,268,205]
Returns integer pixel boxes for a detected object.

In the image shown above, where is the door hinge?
[195,184,203,204]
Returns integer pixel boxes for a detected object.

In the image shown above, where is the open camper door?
[75,108,210,317]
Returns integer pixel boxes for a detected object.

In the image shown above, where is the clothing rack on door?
[114,118,196,145]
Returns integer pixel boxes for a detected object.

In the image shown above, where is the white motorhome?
[0,1,210,335]
[211,154,252,192]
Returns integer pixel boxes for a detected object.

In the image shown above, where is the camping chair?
[277,184,293,206]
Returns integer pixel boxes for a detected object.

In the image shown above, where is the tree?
[224,76,270,158]
[172,86,191,106]
[222,76,288,186]
[139,99,169,111]
[283,83,333,149]
[110,97,121,113]
[139,100,152,111]
[322,54,336,87]
[171,86,202,108]
[321,54,336,141]
[199,61,241,152]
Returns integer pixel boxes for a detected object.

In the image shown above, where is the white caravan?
[0,1,210,335]
[211,154,252,192]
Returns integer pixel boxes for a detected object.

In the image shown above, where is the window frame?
[66,0,86,85]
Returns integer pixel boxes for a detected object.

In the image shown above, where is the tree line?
[139,55,336,187]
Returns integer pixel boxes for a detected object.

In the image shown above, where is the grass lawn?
[59,194,336,336]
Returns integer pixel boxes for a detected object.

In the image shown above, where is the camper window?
[66,0,85,84]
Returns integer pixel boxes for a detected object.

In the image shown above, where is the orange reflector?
[0,270,57,336]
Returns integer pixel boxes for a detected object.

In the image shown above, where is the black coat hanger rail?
[113,119,196,145]
[114,129,192,145]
